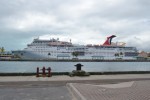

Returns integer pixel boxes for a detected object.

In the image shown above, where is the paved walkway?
[67,80,150,100]
[0,74,150,100]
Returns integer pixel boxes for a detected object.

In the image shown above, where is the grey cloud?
[0,0,150,51]
[88,0,150,20]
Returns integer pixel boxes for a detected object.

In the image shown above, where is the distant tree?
[114,53,119,57]
[120,52,123,56]
[1,47,5,53]
[72,52,79,58]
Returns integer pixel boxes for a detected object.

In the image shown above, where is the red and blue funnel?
[103,35,116,46]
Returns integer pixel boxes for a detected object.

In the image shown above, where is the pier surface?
[0,74,150,100]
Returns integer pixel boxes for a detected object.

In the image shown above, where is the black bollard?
[74,63,83,71]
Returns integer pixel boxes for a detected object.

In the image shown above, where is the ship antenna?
[70,39,72,43]
[57,38,59,41]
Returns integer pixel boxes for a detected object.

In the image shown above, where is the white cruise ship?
[12,35,138,60]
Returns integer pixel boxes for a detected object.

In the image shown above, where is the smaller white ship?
[0,47,13,60]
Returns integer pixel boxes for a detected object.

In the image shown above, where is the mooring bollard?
[74,63,83,71]
[42,66,46,76]
[36,66,52,77]
[36,67,39,77]
[47,67,51,77]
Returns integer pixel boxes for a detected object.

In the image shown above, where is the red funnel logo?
[103,35,116,46]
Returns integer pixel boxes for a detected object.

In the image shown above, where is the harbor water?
[0,61,150,73]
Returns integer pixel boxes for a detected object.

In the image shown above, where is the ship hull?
[12,48,138,60]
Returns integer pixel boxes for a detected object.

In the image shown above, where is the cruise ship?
[12,35,138,60]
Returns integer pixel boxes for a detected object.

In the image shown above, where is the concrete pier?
[0,74,150,100]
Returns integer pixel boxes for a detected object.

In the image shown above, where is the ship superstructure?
[12,35,138,60]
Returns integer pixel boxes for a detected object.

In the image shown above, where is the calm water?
[0,61,150,73]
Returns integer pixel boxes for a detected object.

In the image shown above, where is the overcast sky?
[0,0,150,51]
